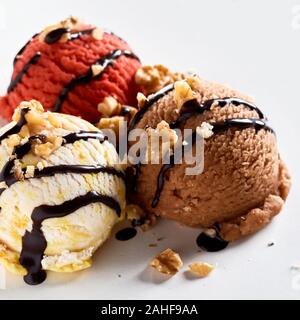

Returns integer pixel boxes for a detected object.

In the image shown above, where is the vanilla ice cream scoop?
[0,100,126,285]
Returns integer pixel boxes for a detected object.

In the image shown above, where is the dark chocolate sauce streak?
[4,165,125,188]
[196,227,229,252]
[44,27,70,44]
[53,49,139,112]
[62,131,107,144]
[0,108,29,142]
[8,53,41,92]
[45,28,95,44]
[128,83,175,132]
[151,118,273,208]
[19,191,121,285]
[115,227,137,241]
[127,84,273,209]
[170,97,266,129]
[0,130,112,193]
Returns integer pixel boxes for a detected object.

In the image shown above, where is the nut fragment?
[150,248,183,275]
[188,262,214,278]
[92,64,104,77]
[37,162,44,171]
[25,165,35,178]
[39,16,81,43]
[135,65,184,95]
[126,204,145,221]
[145,121,178,163]
[6,134,21,148]
[204,228,217,237]
[13,160,24,181]
[196,122,214,139]
[97,96,121,117]
[91,28,103,40]
[97,116,125,135]
[137,92,148,108]
[174,80,197,108]
[33,136,63,157]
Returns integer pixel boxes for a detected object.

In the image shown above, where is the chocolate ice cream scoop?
[128,75,291,242]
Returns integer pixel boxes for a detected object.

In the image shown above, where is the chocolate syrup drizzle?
[44,27,95,44]
[20,191,121,285]
[0,108,124,284]
[128,83,175,132]
[9,28,139,118]
[196,225,229,252]
[8,53,41,93]
[0,129,117,194]
[115,227,137,241]
[128,83,275,244]
[0,108,29,142]
[53,49,139,112]
[3,165,125,189]
[151,100,273,208]
[63,130,107,144]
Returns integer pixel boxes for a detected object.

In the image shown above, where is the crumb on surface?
[150,248,183,275]
[188,262,214,278]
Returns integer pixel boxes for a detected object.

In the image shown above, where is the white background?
[0,0,299,300]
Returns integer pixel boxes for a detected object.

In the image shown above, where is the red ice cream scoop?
[0,17,142,123]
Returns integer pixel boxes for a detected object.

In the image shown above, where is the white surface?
[0,0,299,300]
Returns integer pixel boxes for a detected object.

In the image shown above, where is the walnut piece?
[25,165,35,178]
[135,65,184,95]
[126,204,145,221]
[92,64,104,77]
[91,28,103,40]
[174,80,197,109]
[97,116,125,135]
[150,248,183,275]
[39,16,82,43]
[97,96,121,117]
[33,136,63,157]
[145,121,178,163]
[188,262,214,277]
[196,122,214,139]
[137,92,148,108]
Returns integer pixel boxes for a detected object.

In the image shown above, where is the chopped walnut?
[97,116,125,135]
[13,160,24,181]
[186,74,202,91]
[135,65,184,95]
[126,204,145,221]
[196,122,214,139]
[33,136,63,157]
[13,100,44,122]
[25,165,35,178]
[204,228,217,237]
[140,215,157,232]
[150,248,183,275]
[37,162,44,171]
[91,28,103,40]
[91,64,104,77]
[39,16,82,43]
[145,121,178,163]
[6,134,21,148]
[137,92,148,108]
[19,125,30,139]
[97,96,121,117]
[188,262,214,278]
[174,80,197,109]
